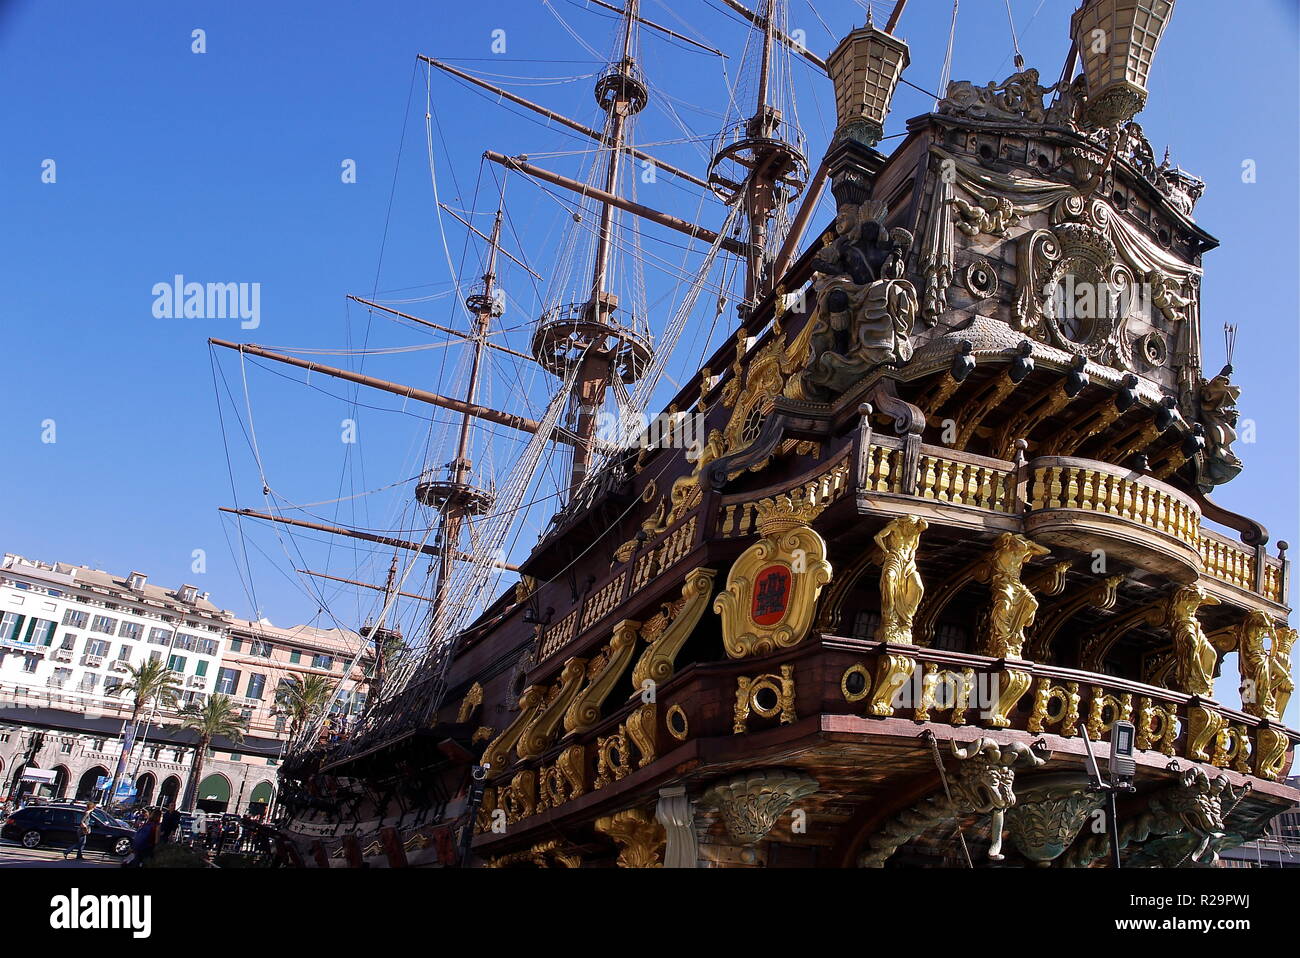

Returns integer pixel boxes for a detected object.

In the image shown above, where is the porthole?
[666,704,689,741]
[841,663,872,703]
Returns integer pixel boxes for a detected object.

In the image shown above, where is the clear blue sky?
[1,1,1296,715]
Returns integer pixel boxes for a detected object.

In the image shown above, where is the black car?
[2,805,134,857]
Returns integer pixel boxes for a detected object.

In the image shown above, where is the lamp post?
[1070,0,1177,128]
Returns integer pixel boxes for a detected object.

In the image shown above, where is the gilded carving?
[1185,703,1225,763]
[987,666,1032,729]
[1163,583,1220,697]
[734,664,797,733]
[714,493,832,659]
[869,652,914,717]
[517,657,588,760]
[1253,724,1291,781]
[1197,365,1242,490]
[630,566,717,690]
[1027,677,1081,736]
[563,620,639,735]
[499,770,536,823]
[840,662,873,703]
[914,664,974,725]
[626,702,657,769]
[1005,777,1103,865]
[1135,697,1179,756]
[456,682,483,724]
[874,515,927,645]
[595,807,665,868]
[1237,612,1292,720]
[595,724,634,789]
[981,533,1051,659]
[1084,689,1133,741]
[480,686,546,780]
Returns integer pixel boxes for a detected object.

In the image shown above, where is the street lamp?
[1070,0,1177,128]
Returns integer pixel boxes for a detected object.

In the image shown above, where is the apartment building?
[0,553,371,815]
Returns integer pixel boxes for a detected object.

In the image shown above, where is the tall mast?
[415,188,504,612]
[531,0,653,499]
[708,0,809,305]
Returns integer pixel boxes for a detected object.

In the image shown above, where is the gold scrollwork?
[734,664,797,733]
[630,567,717,691]
[1185,703,1225,763]
[1084,689,1133,741]
[564,620,640,735]
[869,652,915,717]
[987,666,1033,728]
[914,663,975,725]
[1027,677,1081,736]
[517,657,588,760]
[1134,697,1179,755]
[714,493,832,659]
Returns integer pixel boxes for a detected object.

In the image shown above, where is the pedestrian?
[123,809,161,868]
[63,802,97,861]
[160,801,181,845]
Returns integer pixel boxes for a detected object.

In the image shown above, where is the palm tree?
[176,695,247,812]
[107,658,182,799]
[275,674,336,746]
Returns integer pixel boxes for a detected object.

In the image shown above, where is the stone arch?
[159,775,182,807]
[196,772,232,813]
[135,772,157,806]
[76,765,110,801]
[51,765,71,800]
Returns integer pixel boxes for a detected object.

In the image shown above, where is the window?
[148,627,172,646]
[93,738,106,752]
[80,673,98,691]
[172,749,184,763]
[149,650,161,662]
[229,753,242,762]
[312,654,334,671]
[51,668,72,687]
[288,650,301,664]
[195,660,208,678]
[246,673,266,700]
[62,609,88,628]
[24,617,56,646]
[22,655,38,673]
[89,614,117,635]
[216,667,240,695]
[105,679,124,696]
[230,638,243,653]
[250,639,273,657]
[167,654,187,673]
[149,746,161,761]
[60,634,76,651]
[60,741,72,754]
[116,644,132,661]
[274,714,287,732]
[197,638,217,656]
[0,612,25,642]
[118,620,142,640]
[268,757,278,767]
[85,638,109,658]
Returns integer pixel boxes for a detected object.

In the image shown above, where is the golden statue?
[1237,611,1276,718]
[874,515,928,644]
[1272,625,1296,717]
[1166,583,1220,697]
[983,533,1050,659]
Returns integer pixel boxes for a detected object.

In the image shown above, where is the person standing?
[123,809,161,868]
[159,802,181,845]
[64,802,97,861]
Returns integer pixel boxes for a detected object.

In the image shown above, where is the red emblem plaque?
[751,565,792,625]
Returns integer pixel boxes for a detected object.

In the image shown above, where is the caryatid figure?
[874,515,928,645]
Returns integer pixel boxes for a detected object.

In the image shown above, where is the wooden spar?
[484,151,748,256]
[1057,40,1079,90]
[419,55,709,190]
[584,0,726,57]
[885,0,908,34]
[716,0,827,71]
[346,295,533,362]
[219,508,521,571]
[208,337,584,446]
[436,206,542,281]
[770,157,828,281]
[297,567,432,603]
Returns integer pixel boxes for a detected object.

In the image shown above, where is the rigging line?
[210,349,262,620]
[1004,0,1025,69]
[935,0,960,110]
[993,0,1047,75]
[543,0,605,59]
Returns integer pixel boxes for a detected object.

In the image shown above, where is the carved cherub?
[1198,365,1243,487]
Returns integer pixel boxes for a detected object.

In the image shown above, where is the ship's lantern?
[1070,0,1176,128]
[826,24,910,147]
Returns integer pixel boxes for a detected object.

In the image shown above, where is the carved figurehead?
[1271,626,1296,718]
[800,200,917,397]
[1166,583,1220,697]
[1198,364,1243,489]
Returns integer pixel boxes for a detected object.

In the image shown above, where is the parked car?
[2,805,134,856]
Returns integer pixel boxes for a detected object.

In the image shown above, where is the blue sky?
[1,1,1296,714]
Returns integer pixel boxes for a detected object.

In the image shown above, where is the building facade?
[0,553,371,817]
